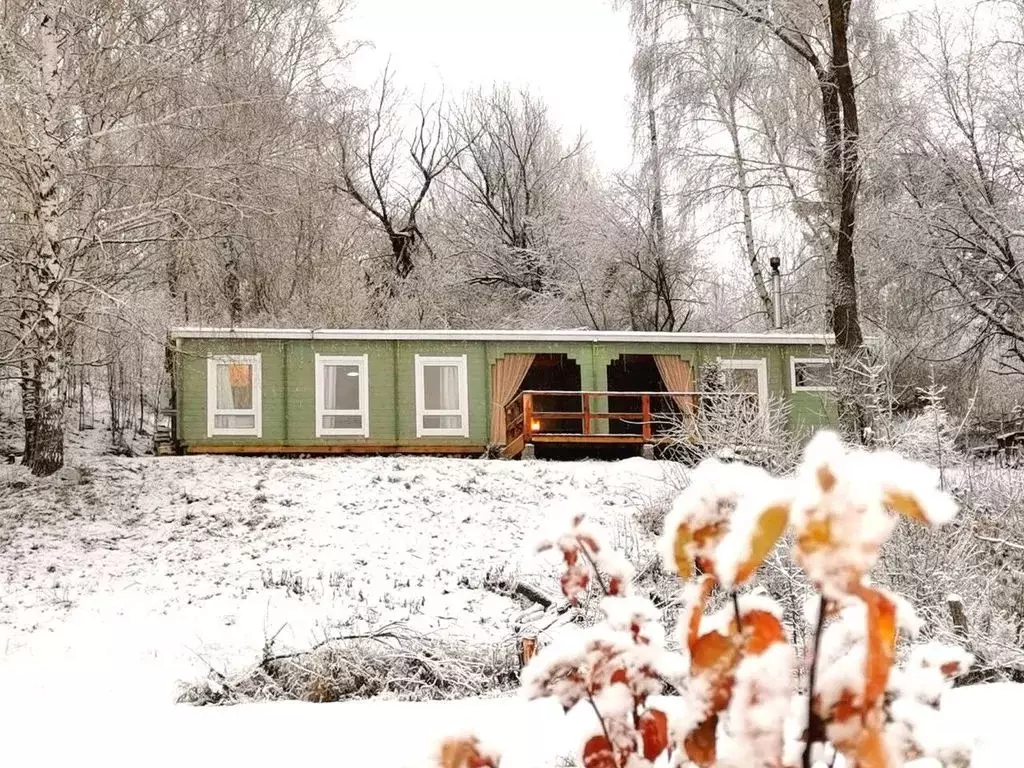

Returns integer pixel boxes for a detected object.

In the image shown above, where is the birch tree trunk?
[27,1,67,476]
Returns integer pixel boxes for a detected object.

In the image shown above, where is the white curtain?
[438,365,459,409]
[323,364,339,409]
[437,365,460,428]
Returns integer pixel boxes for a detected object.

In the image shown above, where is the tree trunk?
[826,0,863,353]
[645,57,675,331]
[223,238,243,325]
[30,252,65,475]
[27,3,66,477]
[724,93,773,327]
[20,354,38,466]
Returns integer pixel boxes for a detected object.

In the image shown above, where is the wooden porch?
[502,389,701,459]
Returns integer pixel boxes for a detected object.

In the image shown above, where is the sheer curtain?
[437,365,460,428]
[653,356,695,416]
[489,354,535,444]
[323,364,339,409]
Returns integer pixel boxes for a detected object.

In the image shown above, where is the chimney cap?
[768,255,781,273]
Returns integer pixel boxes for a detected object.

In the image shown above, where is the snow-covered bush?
[661,363,800,474]
[441,431,976,768]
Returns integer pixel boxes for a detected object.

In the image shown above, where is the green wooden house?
[160,328,838,458]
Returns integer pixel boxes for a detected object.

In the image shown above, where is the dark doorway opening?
[607,354,666,435]
[519,354,583,434]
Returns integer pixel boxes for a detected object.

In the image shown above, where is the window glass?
[723,367,759,394]
[214,414,255,429]
[422,414,462,430]
[322,364,361,411]
[216,363,253,409]
[423,364,461,411]
[794,361,833,389]
[323,414,362,430]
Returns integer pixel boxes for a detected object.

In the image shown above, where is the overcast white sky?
[340,0,637,171]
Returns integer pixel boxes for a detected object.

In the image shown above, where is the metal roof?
[168,327,835,345]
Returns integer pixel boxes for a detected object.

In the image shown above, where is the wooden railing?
[504,390,706,447]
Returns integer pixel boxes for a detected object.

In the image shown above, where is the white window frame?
[315,354,370,437]
[717,358,769,413]
[414,354,470,438]
[790,357,836,393]
[206,353,262,437]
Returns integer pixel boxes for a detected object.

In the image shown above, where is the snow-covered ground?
[0,428,676,765]
[1,421,1021,767]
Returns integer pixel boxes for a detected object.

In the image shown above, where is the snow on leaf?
[658,459,773,579]
[716,492,792,588]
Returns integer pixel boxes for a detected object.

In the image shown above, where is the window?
[717,358,769,415]
[415,355,469,437]
[315,354,369,437]
[791,357,835,392]
[207,354,261,437]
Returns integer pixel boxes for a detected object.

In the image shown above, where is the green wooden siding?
[172,336,836,449]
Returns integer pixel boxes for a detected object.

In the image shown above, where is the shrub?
[660,363,801,474]
[179,624,519,705]
[441,431,976,768]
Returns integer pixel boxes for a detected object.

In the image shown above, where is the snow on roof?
[168,327,836,345]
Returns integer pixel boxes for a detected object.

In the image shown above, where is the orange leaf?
[939,660,965,679]
[686,575,716,652]
[582,734,617,768]
[741,610,786,655]
[439,737,495,768]
[816,463,836,492]
[883,489,928,524]
[855,717,892,768]
[638,708,669,760]
[733,503,790,584]
[684,714,718,768]
[691,631,737,672]
[694,521,727,549]
[859,586,897,709]
[691,632,739,712]
[673,524,694,578]
[796,517,832,555]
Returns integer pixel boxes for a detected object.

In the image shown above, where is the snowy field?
[1,426,1021,767]
[0,426,673,766]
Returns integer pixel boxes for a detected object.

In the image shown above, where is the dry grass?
[177,623,520,706]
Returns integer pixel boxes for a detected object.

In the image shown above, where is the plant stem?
[578,541,610,595]
[732,591,742,631]
[802,595,828,768]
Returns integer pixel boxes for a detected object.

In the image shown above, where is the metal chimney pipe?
[769,255,783,330]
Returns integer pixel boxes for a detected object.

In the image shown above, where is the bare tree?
[447,86,586,295]
[899,2,1024,373]
[337,65,458,281]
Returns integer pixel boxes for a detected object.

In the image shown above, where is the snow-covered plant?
[440,430,974,768]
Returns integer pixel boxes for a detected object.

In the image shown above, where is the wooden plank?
[642,395,652,441]
[523,392,534,442]
[531,411,647,420]
[183,443,486,456]
[503,434,525,459]
[531,434,647,444]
